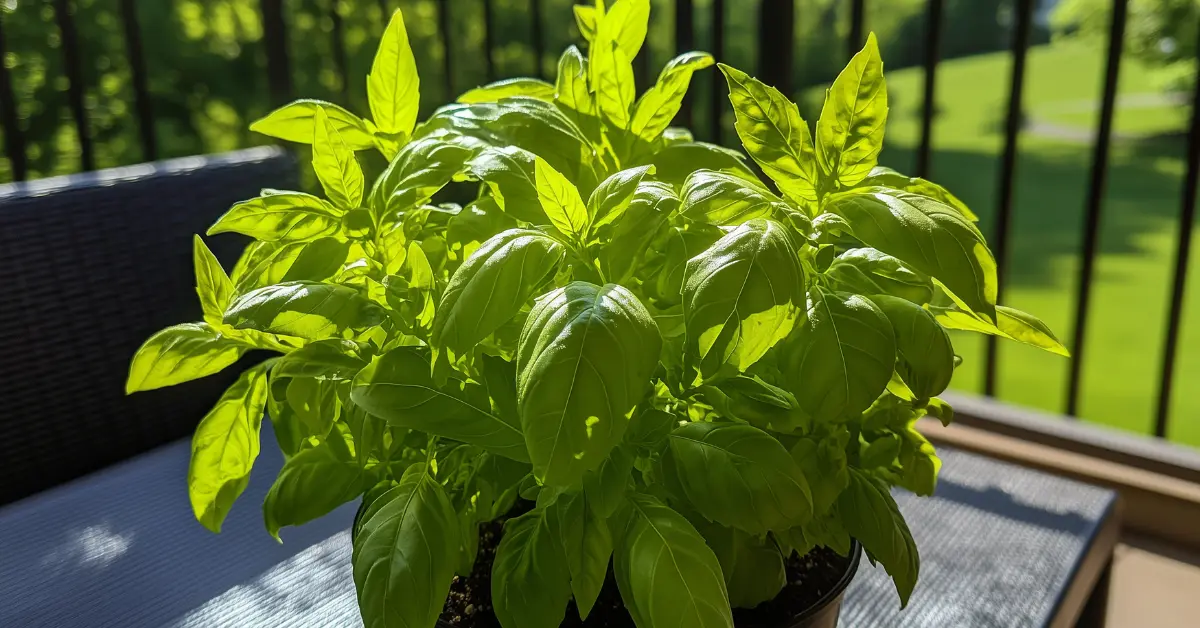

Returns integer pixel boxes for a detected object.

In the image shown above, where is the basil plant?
[128,1,1067,627]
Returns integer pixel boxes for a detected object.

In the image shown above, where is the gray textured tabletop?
[0,424,1117,628]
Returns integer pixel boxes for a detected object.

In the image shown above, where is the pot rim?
[782,540,864,624]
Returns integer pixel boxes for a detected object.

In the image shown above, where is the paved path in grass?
[1024,92,1187,144]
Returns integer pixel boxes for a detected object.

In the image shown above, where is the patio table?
[0,423,1119,628]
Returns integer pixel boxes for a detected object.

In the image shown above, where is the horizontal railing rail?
[0,0,1197,443]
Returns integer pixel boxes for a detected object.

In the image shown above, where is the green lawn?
[861,41,1200,445]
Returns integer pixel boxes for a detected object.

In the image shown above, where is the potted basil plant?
[127,1,1068,627]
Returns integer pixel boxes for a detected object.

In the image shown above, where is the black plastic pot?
[781,540,863,628]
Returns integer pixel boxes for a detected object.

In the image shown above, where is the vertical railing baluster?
[675,0,695,129]
[1065,0,1129,417]
[0,12,27,181]
[378,0,390,26]
[329,0,350,104]
[758,0,794,96]
[709,0,725,144]
[482,0,496,82]
[438,0,454,98]
[984,0,1036,397]
[1154,24,1200,438]
[915,0,942,179]
[260,0,294,107]
[531,0,545,79]
[52,0,93,171]
[848,0,865,59]
[118,0,156,162]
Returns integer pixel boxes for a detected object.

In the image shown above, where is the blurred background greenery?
[2,0,1199,447]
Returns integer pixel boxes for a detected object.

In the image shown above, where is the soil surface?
[440,517,851,628]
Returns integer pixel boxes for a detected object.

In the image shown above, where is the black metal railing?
[0,0,1197,441]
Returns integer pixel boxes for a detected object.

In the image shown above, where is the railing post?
[709,0,725,143]
[985,0,1036,397]
[119,0,157,162]
[329,0,350,104]
[531,0,544,79]
[758,0,794,97]
[1154,17,1200,438]
[259,0,293,107]
[915,0,943,179]
[0,11,26,181]
[848,0,865,59]
[437,0,454,99]
[51,0,93,171]
[1066,0,1130,417]
[675,0,695,128]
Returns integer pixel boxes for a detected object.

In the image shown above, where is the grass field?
[859,41,1200,445]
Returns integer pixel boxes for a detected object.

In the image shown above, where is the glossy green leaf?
[682,219,805,380]
[898,421,941,496]
[208,192,341,242]
[869,294,954,399]
[433,229,565,353]
[446,197,520,262]
[193,236,234,325]
[554,46,599,141]
[224,282,384,340]
[126,323,246,394]
[788,430,850,515]
[648,141,758,186]
[824,247,934,305]
[313,107,365,211]
[932,303,1068,357]
[280,237,353,284]
[545,490,613,620]
[826,188,998,321]
[857,166,977,222]
[701,375,807,434]
[816,33,887,189]
[783,287,896,422]
[668,421,812,534]
[596,0,649,61]
[368,136,472,221]
[680,170,790,226]
[656,224,723,306]
[613,493,734,628]
[573,4,598,42]
[839,468,919,606]
[517,282,661,487]
[353,464,459,628]
[188,363,269,533]
[351,346,530,462]
[273,339,366,380]
[712,528,787,609]
[583,445,634,518]
[861,433,902,469]
[719,63,819,207]
[599,181,678,283]
[492,508,573,628]
[586,164,655,230]
[367,9,420,136]
[467,146,550,225]
[459,78,555,103]
[631,52,714,140]
[591,40,635,129]
[250,99,374,149]
[534,157,589,238]
[263,444,373,540]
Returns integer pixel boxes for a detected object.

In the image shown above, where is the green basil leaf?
[683,218,805,380]
[188,362,269,533]
[193,236,234,326]
[898,421,941,496]
[126,323,246,393]
[680,170,790,226]
[668,421,812,534]
[596,0,650,61]
[280,237,353,283]
[826,188,998,321]
[583,445,634,518]
[535,156,589,238]
[860,432,902,469]
[480,354,521,426]
[353,464,459,628]
[554,46,600,142]
[815,33,887,189]
[284,376,341,438]
[784,287,896,422]
[433,229,565,353]
[467,146,550,225]
[625,407,679,453]
[351,346,530,462]
[591,41,635,129]
[857,166,977,221]
[931,303,1069,357]
[447,196,520,261]
[249,99,375,149]
[224,281,385,340]
[492,507,573,628]
[517,282,661,487]
[839,468,919,607]
[599,181,678,283]
[208,192,342,242]
[263,444,373,540]
[648,141,758,186]
[789,430,850,515]
[701,375,807,434]
[367,9,420,136]
[368,136,472,221]
[718,63,819,207]
[545,490,613,620]
[312,107,365,211]
[720,528,787,609]
[655,224,723,306]
[586,164,655,230]
[631,52,714,141]
[869,294,954,399]
[613,493,734,628]
[824,247,934,305]
[573,5,598,42]
[273,339,366,380]
[459,78,555,104]
[266,373,306,457]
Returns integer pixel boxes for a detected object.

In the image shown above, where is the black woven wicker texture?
[0,147,297,506]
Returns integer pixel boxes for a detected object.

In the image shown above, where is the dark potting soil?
[440,520,851,628]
